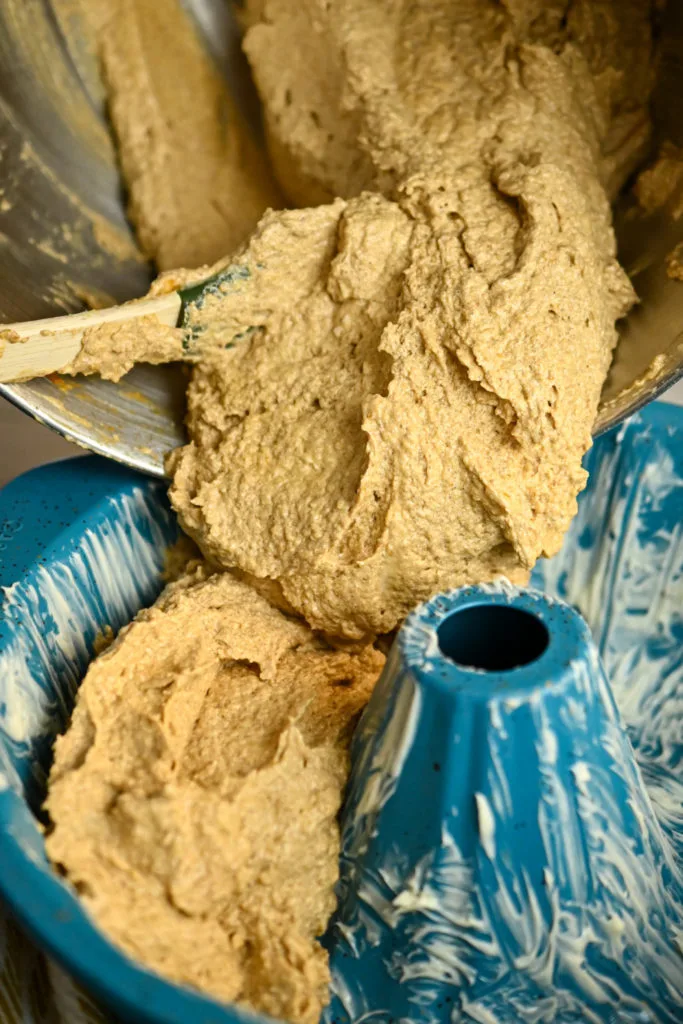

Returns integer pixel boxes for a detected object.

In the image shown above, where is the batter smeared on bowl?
[63,0,658,638]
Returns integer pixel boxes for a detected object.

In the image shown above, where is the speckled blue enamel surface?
[0,403,681,1024]
[325,591,682,1024]
[322,403,683,1024]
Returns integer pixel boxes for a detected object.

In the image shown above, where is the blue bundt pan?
[1,402,682,1024]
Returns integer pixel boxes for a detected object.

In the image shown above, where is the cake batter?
[66,1,658,638]
[165,0,656,637]
[84,0,281,269]
[46,566,383,1023]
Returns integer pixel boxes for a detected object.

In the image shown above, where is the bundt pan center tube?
[325,584,683,1023]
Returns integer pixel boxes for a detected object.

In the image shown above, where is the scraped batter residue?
[86,0,282,269]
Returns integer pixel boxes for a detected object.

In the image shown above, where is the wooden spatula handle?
[0,292,182,384]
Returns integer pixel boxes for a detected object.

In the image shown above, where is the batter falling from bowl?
[44,0,655,638]
[35,0,664,1021]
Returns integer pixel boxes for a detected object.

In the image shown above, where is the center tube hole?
[437,604,549,672]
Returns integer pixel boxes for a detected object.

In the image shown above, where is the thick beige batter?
[163,0,655,637]
[87,0,281,270]
[242,0,655,207]
[46,566,384,1023]
[62,2,658,638]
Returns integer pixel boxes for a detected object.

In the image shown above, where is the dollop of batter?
[166,0,654,637]
[46,567,384,1023]
[242,0,654,206]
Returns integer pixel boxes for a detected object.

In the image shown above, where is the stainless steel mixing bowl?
[1,0,682,477]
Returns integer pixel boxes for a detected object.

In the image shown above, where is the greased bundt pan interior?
[0,400,681,1023]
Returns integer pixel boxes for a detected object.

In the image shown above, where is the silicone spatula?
[0,270,226,384]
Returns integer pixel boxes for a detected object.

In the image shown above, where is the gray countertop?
[2,381,683,490]
[1,397,81,489]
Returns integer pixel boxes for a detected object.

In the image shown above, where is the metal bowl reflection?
[0,0,682,475]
